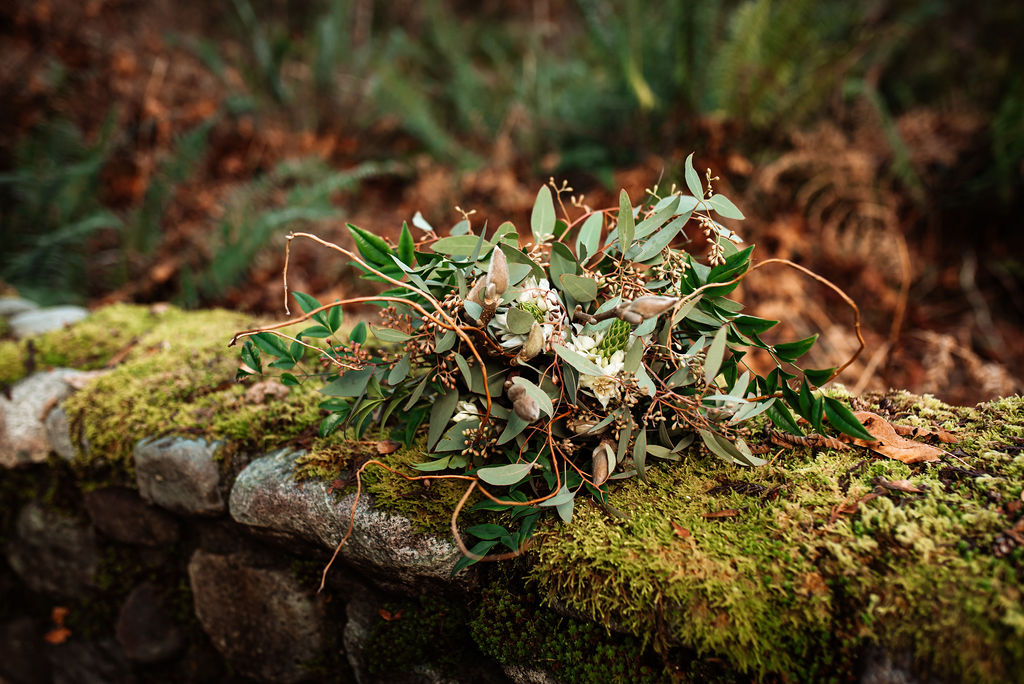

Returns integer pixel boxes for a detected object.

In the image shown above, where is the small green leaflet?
[773,334,818,363]
[531,185,556,243]
[823,397,876,441]
[707,194,745,220]
[617,189,635,251]
[465,524,509,540]
[506,306,537,334]
[576,212,603,261]
[477,462,534,486]
[347,223,393,267]
[371,325,412,343]
[704,325,729,384]
[321,367,374,397]
[559,274,598,302]
[388,355,410,385]
[397,222,415,266]
[553,343,606,376]
[684,153,704,200]
[428,387,459,450]
[431,235,493,258]
[349,321,367,344]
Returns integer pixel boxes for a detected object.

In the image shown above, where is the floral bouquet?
[232,155,872,572]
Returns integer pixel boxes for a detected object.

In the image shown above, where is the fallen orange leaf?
[846,412,943,463]
[44,627,71,645]
[375,440,401,455]
[671,521,691,538]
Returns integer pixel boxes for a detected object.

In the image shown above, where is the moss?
[61,307,327,480]
[295,438,483,536]
[364,593,479,676]
[526,393,1024,681]
[470,579,676,683]
[0,304,168,386]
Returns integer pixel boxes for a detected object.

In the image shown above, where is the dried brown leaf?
[876,478,925,493]
[845,412,943,463]
[671,521,691,538]
[891,423,958,444]
[375,440,401,455]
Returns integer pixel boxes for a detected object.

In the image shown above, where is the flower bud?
[466,277,485,306]
[517,321,545,363]
[485,247,509,295]
[625,295,678,321]
[591,440,615,486]
[513,395,540,422]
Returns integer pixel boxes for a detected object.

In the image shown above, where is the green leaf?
[803,367,836,387]
[704,325,729,384]
[633,428,649,483]
[452,540,497,573]
[280,373,299,386]
[623,338,644,374]
[428,387,459,450]
[252,332,290,358]
[371,326,412,343]
[531,185,556,243]
[631,214,687,262]
[291,291,323,320]
[454,353,473,391]
[616,189,634,251]
[397,221,415,266]
[707,194,745,220]
[477,462,534,486]
[633,195,681,241]
[465,524,508,540]
[436,330,456,353]
[327,303,343,333]
[321,367,374,397]
[403,372,432,410]
[298,325,332,339]
[349,321,367,345]
[497,413,528,445]
[240,340,262,374]
[549,242,578,284]
[576,212,603,261]
[699,429,740,465]
[559,274,598,302]
[773,335,818,363]
[553,343,606,376]
[684,152,703,199]
[511,377,553,417]
[431,235,493,258]
[412,456,452,472]
[347,223,393,267]
[388,355,410,385]
[732,314,778,337]
[824,397,875,441]
[538,485,575,507]
[506,307,537,334]
[768,401,803,436]
[319,412,346,437]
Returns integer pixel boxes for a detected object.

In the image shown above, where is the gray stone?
[134,436,225,516]
[859,646,928,684]
[0,297,38,318]
[229,449,468,594]
[47,638,136,684]
[116,581,183,664]
[4,502,99,596]
[83,487,180,547]
[503,665,563,684]
[187,548,326,684]
[0,618,51,684]
[44,406,77,462]
[9,305,88,338]
[0,369,80,467]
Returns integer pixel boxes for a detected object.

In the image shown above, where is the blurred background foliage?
[0,0,1021,402]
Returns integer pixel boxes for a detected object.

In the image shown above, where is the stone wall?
[2,300,1022,683]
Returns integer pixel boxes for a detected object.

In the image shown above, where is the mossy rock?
[27,304,1024,681]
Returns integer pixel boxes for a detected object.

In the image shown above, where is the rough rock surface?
[134,437,225,516]
[47,638,137,684]
[230,449,467,593]
[4,502,99,596]
[0,618,51,684]
[9,305,88,338]
[44,405,77,462]
[0,368,79,467]
[187,548,327,684]
[116,581,184,664]
[83,487,180,547]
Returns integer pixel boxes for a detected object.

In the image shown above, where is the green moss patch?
[61,307,326,480]
[527,394,1024,681]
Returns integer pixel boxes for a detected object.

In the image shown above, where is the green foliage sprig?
[232,154,871,574]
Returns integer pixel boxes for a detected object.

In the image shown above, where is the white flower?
[566,330,627,408]
[451,401,480,424]
[490,277,563,350]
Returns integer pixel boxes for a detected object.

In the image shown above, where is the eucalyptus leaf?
[576,212,603,261]
[530,185,555,243]
[511,377,553,417]
[477,462,534,486]
[553,343,606,376]
[616,189,634,251]
[684,153,704,199]
[704,325,729,384]
[428,387,459,450]
[371,326,412,343]
[559,274,598,302]
[506,306,538,334]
